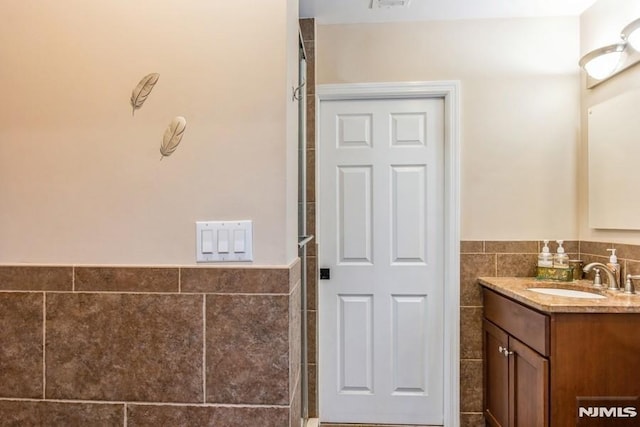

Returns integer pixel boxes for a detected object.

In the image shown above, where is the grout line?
[123,403,127,427]
[178,268,182,293]
[72,266,75,292]
[0,397,290,408]
[42,292,46,399]
[202,295,206,404]
[0,290,290,296]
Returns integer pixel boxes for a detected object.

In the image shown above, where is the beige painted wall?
[579,0,640,244]
[316,18,581,241]
[0,0,299,266]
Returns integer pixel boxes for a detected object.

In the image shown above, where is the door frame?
[316,81,461,427]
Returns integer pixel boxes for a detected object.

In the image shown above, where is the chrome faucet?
[583,262,620,290]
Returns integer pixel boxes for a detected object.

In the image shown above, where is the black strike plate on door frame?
[319,268,330,280]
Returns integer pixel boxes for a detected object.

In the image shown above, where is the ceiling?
[300,0,598,24]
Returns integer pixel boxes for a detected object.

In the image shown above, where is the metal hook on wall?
[292,80,306,101]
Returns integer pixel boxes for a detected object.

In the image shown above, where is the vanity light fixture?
[579,17,640,88]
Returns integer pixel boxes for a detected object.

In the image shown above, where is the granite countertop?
[478,276,640,313]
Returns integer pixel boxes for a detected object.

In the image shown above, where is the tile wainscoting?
[3,239,636,426]
[0,262,301,427]
[300,16,318,421]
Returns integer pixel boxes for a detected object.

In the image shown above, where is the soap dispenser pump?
[538,240,553,267]
[606,248,621,287]
[554,240,569,268]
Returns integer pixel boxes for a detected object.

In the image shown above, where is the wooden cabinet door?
[484,319,549,427]
[509,336,549,427]
[484,320,509,427]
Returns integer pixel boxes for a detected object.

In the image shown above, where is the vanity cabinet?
[482,286,640,427]
[483,289,549,427]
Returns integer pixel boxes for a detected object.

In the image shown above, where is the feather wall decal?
[130,73,160,115]
[160,116,186,160]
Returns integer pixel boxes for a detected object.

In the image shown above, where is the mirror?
[588,88,640,229]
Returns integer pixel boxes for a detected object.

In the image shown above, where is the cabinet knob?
[498,345,513,357]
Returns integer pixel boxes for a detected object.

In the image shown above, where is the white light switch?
[201,229,214,254]
[217,229,230,253]
[233,229,246,253]
[196,220,253,262]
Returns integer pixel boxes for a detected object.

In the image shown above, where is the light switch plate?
[196,220,253,262]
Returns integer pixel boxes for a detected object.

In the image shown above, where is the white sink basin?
[527,287,606,299]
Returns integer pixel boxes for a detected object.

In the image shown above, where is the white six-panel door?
[319,98,445,425]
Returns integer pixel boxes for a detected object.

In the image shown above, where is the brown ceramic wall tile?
[127,404,288,427]
[580,254,608,266]
[74,267,178,292]
[299,18,314,41]
[485,241,538,254]
[290,281,302,402]
[580,241,613,257]
[306,100,317,150]
[307,94,316,148]
[307,147,316,202]
[306,205,317,253]
[0,293,43,398]
[460,412,485,427]
[0,266,71,291]
[460,307,483,360]
[46,293,203,402]
[461,241,484,253]
[460,254,496,306]
[290,372,302,427]
[304,41,315,94]
[496,253,537,277]
[181,267,290,294]
[308,309,317,365]
[308,363,318,418]
[307,255,317,310]
[0,401,123,426]
[613,243,640,262]
[460,360,483,412]
[617,258,637,283]
[206,294,289,405]
[625,262,634,285]
[290,259,301,293]
[625,259,640,274]
[565,253,581,264]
